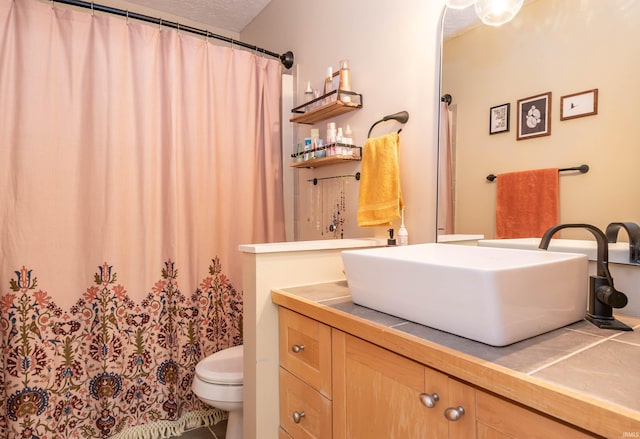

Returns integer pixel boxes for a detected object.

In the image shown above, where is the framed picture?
[489,103,510,134]
[561,89,598,120]
[517,92,551,140]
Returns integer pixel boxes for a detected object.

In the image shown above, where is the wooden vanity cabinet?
[278,306,600,439]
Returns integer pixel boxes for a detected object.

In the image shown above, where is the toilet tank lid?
[195,345,243,385]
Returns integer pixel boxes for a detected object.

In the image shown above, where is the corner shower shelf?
[290,90,363,124]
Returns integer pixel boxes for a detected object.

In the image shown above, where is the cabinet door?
[475,390,600,439]
[279,308,332,397]
[333,331,444,439]
[447,377,477,439]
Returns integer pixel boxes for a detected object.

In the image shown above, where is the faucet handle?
[596,285,628,309]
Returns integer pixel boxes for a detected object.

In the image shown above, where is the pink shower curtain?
[0,0,284,437]
[437,102,455,235]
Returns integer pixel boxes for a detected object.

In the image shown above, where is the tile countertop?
[271,281,640,438]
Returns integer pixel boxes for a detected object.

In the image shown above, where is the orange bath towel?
[357,132,403,227]
[495,168,559,238]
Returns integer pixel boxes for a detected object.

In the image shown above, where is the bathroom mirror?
[437,0,640,243]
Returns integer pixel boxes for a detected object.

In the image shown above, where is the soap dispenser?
[387,228,396,246]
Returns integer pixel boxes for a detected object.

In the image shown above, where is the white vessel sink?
[341,243,588,346]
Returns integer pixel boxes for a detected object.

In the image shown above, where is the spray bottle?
[397,208,409,246]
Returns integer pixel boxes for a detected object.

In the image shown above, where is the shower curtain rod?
[52,0,295,68]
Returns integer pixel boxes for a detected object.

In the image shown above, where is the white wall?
[243,0,444,245]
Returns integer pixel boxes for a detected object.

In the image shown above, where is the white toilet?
[192,344,244,439]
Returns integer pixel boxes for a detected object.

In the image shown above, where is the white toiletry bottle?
[304,80,313,101]
[398,208,409,246]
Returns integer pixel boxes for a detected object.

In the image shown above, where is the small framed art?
[560,89,598,120]
[517,92,551,140]
[489,103,510,135]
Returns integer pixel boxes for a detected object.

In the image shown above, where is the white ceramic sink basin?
[341,243,588,346]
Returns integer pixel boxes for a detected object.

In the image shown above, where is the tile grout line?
[526,337,610,375]
[317,294,351,304]
[610,337,640,348]
[526,327,635,376]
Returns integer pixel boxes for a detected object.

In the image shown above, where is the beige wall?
[442,0,640,239]
[243,0,443,245]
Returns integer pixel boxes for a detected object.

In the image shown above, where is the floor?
[171,420,227,439]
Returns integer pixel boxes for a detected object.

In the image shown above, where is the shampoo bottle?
[338,59,351,102]
[398,208,409,246]
[323,67,334,95]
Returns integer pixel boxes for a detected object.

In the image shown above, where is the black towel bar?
[367,111,409,138]
[486,164,589,182]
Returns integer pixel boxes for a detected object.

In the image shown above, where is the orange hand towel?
[357,132,404,227]
[495,168,559,238]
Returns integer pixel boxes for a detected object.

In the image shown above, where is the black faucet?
[539,223,632,331]
[605,222,640,265]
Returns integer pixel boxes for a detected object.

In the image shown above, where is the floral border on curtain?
[0,258,242,438]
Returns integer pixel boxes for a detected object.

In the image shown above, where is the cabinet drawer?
[279,307,332,397]
[279,367,332,439]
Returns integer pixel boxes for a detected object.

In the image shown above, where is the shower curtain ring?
[126,10,129,24]
[90,1,94,16]
[158,18,162,30]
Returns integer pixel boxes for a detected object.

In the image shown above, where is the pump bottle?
[397,209,409,246]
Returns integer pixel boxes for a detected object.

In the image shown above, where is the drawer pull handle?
[292,344,305,353]
[293,411,306,423]
[444,406,465,422]
[419,392,440,408]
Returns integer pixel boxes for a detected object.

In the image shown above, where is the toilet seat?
[195,345,243,385]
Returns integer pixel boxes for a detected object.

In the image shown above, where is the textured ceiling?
[443,6,481,40]
[120,1,533,41]
[124,0,272,33]
[443,0,539,40]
